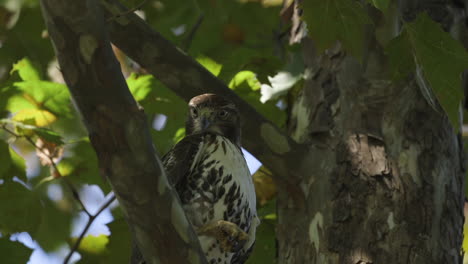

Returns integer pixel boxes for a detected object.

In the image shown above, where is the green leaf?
[386,30,414,81]
[13,108,57,127]
[0,119,64,145]
[61,139,110,193]
[0,238,33,264]
[33,127,64,145]
[127,73,154,102]
[6,94,38,113]
[247,199,276,264]
[366,0,390,11]
[104,219,131,264]
[74,234,109,263]
[5,147,27,182]
[0,83,22,116]
[386,13,467,132]
[196,55,222,76]
[34,198,72,252]
[142,81,187,155]
[10,58,40,81]
[7,57,70,117]
[0,7,54,73]
[0,142,26,181]
[0,141,12,179]
[0,181,42,234]
[302,0,372,58]
[13,81,71,117]
[186,1,283,82]
[76,234,109,254]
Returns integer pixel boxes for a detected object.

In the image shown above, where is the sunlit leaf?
[6,94,38,113]
[0,84,22,116]
[196,55,222,76]
[173,127,186,144]
[71,235,109,255]
[0,181,42,234]
[0,238,33,264]
[13,108,57,127]
[10,58,40,81]
[127,73,154,102]
[14,81,71,117]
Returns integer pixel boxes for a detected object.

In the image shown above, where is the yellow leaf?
[13,109,57,127]
[253,166,277,206]
[71,234,109,255]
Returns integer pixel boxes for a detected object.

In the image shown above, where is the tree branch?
[101,0,309,187]
[39,1,207,263]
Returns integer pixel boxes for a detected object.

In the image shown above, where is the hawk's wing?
[161,133,204,186]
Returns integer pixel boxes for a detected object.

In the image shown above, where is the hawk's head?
[186,94,241,145]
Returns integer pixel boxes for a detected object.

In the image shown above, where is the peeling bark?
[39,1,206,263]
[276,1,465,263]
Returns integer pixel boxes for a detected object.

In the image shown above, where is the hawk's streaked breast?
[160,94,258,264]
[174,133,259,264]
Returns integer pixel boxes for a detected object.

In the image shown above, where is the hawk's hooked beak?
[200,110,214,131]
[200,111,221,134]
[201,116,211,130]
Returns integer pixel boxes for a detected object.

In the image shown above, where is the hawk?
[162,93,259,264]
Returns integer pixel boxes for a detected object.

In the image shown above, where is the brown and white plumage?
[162,94,259,264]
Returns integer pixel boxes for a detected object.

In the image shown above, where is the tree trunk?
[276,1,465,263]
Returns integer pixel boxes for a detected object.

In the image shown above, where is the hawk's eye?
[191,108,198,117]
[218,110,229,119]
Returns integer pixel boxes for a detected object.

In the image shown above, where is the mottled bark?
[39,1,207,263]
[276,1,465,264]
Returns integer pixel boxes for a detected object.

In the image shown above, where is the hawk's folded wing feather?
[161,133,204,186]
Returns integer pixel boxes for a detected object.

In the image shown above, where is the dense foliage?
[0,0,467,263]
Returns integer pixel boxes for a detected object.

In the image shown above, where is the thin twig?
[1,125,116,263]
[63,180,92,217]
[182,13,204,52]
[63,195,116,264]
[1,126,93,216]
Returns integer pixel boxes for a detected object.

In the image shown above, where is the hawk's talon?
[197,220,248,253]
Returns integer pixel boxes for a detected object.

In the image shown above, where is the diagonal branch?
[101,0,309,187]
[39,1,207,264]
